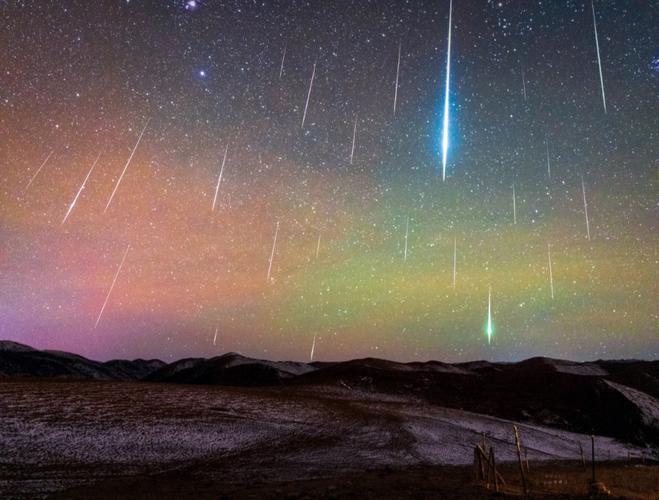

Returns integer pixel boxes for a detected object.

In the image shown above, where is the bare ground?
[0,379,656,499]
[47,462,659,499]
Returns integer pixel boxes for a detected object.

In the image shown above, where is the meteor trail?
[310,334,316,361]
[545,134,551,180]
[403,216,409,262]
[452,236,457,288]
[440,0,453,181]
[62,151,102,224]
[212,144,229,211]
[393,42,401,115]
[95,245,130,328]
[591,0,607,113]
[25,150,54,191]
[213,326,218,346]
[547,243,554,299]
[279,42,287,79]
[315,231,321,259]
[267,221,280,283]
[521,68,528,101]
[512,182,517,224]
[487,286,493,345]
[349,114,357,165]
[581,175,591,240]
[104,119,150,213]
[301,58,317,129]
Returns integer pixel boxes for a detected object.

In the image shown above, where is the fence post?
[513,425,528,497]
[474,446,485,483]
[524,446,530,472]
[489,446,499,493]
[591,434,596,483]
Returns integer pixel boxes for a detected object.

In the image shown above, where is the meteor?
[512,182,517,225]
[267,221,280,283]
[440,0,453,181]
[301,58,317,129]
[95,244,130,328]
[213,326,218,346]
[545,134,551,180]
[403,216,409,263]
[310,334,316,361]
[393,42,401,115]
[581,175,591,240]
[212,144,229,211]
[62,151,102,224]
[25,150,54,191]
[279,42,287,80]
[452,236,457,288]
[521,68,528,102]
[315,231,321,259]
[349,114,357,165]
[104,119,150,213]
[487,286,493,345]
[547,243,554,299]
[591,0,607,113]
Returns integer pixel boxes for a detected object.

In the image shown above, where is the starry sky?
[1,0,657,362]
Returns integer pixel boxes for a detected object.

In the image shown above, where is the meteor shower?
[1,1,657,498]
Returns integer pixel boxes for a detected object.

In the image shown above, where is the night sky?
[1,0,657,362]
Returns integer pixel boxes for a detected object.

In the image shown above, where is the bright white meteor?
[591,0,607,113]
[581,175,591,240]
[440,0,453,181]
[104,119,150,213]
[403,216,409,263]
[350,114,358,165]
[279,42,287,80]
[310,334,316,361]
[452,236,457,288]
[301,58,317,129]
[545,134,551,180]
[512,181,517,225]
[393,42,401,115]
[62,151,102,224]
[25,150,54,192]
[212,144,229,211]
[95,244,130,328]
[267,221,280,283]
[547,243,554,299]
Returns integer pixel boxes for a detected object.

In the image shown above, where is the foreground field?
[0,379,656,498]
[50,462,659,499]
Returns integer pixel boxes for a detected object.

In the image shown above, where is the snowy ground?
[0,380,652,499]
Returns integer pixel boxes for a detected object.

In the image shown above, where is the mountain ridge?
[1,339,658,448]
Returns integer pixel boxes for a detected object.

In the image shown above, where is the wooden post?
[489,446,499,493]
[524,446,530,472]
[513,425,528,497]
[591,434,596,483]
[474,444,506,488]
[474,446,485,482]
[473,446,481,482]
[478,448,485,480]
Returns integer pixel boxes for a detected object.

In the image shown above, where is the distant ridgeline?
[1,340,658,448]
